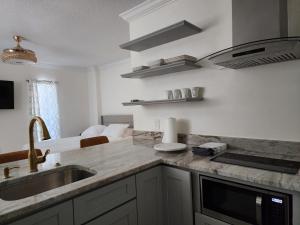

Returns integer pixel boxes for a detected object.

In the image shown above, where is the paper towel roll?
[162,117,177,143]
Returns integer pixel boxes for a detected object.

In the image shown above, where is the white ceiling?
[0,0,145,67]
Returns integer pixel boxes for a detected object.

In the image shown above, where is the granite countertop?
[0,138,300,224]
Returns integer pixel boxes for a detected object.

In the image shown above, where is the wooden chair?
[0,149,42,164]
[80,136,109,148]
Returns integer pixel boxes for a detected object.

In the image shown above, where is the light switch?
[154,119,160,131]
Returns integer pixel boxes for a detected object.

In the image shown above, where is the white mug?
[192,87,204,98]
[182,88,192,98]
[173,89,182,99]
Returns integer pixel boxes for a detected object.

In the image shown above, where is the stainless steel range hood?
[199,0,300,69]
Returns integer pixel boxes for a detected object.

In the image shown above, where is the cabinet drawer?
[195,213,230,225]
[8,201,73,225]
[86,200,137,225]
[74,176,136,225]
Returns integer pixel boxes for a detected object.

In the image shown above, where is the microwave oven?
[200,176,292,225]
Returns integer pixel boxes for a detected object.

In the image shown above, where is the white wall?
[87,67,100,125]
[98,59,143,116]
[0,64,92,152]
[97,0,300,142]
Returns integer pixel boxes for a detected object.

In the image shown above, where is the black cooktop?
[212,152,300,174]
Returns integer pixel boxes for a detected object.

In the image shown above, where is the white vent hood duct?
[199,0,300,69]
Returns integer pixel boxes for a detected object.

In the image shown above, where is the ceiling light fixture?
[1,35,37,65]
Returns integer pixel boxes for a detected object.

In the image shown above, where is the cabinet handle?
[256,196,263,225]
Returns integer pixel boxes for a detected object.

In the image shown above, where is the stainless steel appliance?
[197,0,300,69]
[200,176,292,225]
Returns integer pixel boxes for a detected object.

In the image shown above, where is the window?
[28,80,61,140]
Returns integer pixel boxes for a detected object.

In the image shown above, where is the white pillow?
[81,125,106,138]
[101,124,129,138]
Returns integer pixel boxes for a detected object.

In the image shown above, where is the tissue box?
[199,142,227,151]
[192,142,227,156]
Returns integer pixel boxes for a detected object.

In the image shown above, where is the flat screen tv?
[0,80,14,109]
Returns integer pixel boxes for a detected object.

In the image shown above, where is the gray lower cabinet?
[73,176,136,225]
[86,200,137,225]
[8,166,194,225]
[195,213,230,225]
[8,201,73,225]
[136,166,163,225]
[162,166,193,225]
[136,166,193,225]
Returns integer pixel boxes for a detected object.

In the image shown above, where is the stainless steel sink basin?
[0,165,96,201]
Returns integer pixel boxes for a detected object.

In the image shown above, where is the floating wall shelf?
[121,60,201,79]
[120,20,202,52]
[122,97,203,106]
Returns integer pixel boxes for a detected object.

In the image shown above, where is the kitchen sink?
[0,165,96,201]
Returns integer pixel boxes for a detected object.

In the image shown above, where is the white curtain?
[28,80,61,140]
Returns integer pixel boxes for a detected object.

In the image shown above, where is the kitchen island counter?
[0,138,300,224]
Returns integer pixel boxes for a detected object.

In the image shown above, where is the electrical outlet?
[154,119,160,131]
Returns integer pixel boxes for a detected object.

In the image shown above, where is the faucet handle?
[45,149,50,155]
[42,149,50,161]
[4,166,20,179]
[36,149,50,164]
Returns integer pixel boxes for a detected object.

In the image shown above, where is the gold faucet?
[28,116,51,172]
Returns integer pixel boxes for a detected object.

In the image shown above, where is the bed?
[22,115,134,153]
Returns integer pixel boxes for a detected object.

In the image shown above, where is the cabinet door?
[163,166,193,225]
[8,201,73,225]
[136,166,163,225]
[86,200,137,225]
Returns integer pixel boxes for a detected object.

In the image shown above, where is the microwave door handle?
[256,196,263,225]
